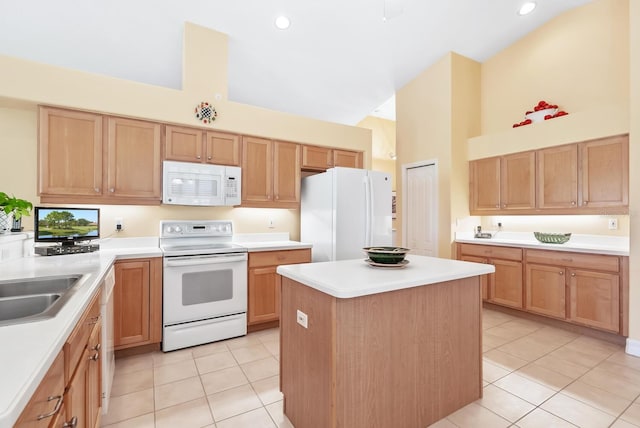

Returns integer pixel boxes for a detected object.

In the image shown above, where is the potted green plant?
[0,192,33,233]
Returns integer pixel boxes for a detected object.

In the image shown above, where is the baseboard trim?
[626,338,640,357]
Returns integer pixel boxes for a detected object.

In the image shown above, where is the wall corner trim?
[625,338,640,357]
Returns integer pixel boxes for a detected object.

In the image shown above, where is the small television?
[34,207,100,246]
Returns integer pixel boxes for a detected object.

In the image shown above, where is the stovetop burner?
[159,220,247,256]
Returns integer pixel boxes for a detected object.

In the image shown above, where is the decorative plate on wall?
[195,102,217,124]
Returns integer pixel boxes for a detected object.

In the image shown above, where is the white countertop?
[455,231,629,256]
[276,255,495,299]
[0,239,161,428]
[0,233,310,427]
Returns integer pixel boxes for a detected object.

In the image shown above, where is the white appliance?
[101,266,115,414]
[162,160,241,206]
[160,220,248,352]
[301,167,392,262]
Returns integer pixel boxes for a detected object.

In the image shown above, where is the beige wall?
[0,23,372,240]
[357,115,397,188]
[628,0,639,345]
[481,0,629,135]
[396,53,480,258]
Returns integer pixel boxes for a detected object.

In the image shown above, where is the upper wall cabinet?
[470,151,535,214]
[242,136,301,208]
[301,145,363,171]
[39,107,162,205]
[470,134,628,215]
[165,125,240,166]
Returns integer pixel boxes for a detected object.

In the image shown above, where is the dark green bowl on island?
[363,247,410,264]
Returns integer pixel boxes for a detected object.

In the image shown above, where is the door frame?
[401,159,439,256]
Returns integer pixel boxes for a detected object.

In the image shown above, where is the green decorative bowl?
[363,247,410,264]
[533,232,572,244]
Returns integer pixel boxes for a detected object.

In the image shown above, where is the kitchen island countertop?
[277,254,495,298]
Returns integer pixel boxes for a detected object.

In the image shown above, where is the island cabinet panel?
[280,276,482,428]
[460,255,488,300]
[579,135,629,208]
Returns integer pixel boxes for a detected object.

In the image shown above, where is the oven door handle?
[165,254,247,267]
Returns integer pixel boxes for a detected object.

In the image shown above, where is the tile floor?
[102,309,640,428]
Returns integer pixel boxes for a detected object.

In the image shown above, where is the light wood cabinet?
[470,157,500,212]
[242,137,301,208]
[106,117,162,202]
[87,319,102,428]
[302,145,363,171]
[469,152,535,214]
[248,249,311,328]
[114,257,162,350]
[39,107,103,198]
[501,151,536,210]
[165,125,240,166]
[525,263,566,319]
[457,244,523,309]
[470,134,628,215]
[579,135,629,208]
[537,144,578,209]
[525,248,625,334]
[39,107,162,205]
[14,351,65,428]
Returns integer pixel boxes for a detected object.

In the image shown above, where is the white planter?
[0,212,10,234]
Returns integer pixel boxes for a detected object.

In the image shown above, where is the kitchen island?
[276,255,495,428]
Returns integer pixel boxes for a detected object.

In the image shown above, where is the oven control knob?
[174,226,182,233]
[166,226,174,233]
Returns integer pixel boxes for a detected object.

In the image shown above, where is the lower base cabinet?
[248,249,311,327]
[114,257,162,350]
[458,243,628,335]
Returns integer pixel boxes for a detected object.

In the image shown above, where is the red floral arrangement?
[513,100,569,128]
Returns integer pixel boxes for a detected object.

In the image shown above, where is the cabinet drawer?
[64,290,101,383]
[15,351,65,427]
[458,244,522,261]
[525,249,619,272]
[249,249,311,268]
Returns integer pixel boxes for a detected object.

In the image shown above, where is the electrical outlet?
[267,218,275,228]
[296,310,308,328]
[608,218,618,230]
[115,218,123,231]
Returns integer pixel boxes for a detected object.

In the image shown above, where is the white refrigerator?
[301,167,393,262]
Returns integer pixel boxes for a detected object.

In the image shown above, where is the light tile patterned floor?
[102,309,640,428]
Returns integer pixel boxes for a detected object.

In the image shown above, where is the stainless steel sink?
[0,294,62,322]
[0,274,88,327]
[0,274,82,298]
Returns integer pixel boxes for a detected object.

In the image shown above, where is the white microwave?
[162,160,242,206]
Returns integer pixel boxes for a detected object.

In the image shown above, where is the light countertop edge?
[237,241,312,252]
[277,255,495,299]
[455,237,629,256]
[0,247,162,428]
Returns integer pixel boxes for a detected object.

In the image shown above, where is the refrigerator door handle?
[364,175,372,247]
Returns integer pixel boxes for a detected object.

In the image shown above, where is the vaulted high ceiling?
[0,0,593,125]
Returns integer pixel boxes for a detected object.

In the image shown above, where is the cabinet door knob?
[63,416,78,428]
[94,187,100,193]
[559,271,564,275]
[571,272,576,277]
[91,343,101,351]
[109,188,115,193]
[495,204,500,208]
[196,155,201,159]
[207,156,212,160]
[571,201,576,205]
[89,353,99,361]
[503,204,507,208]
[584,201,588,205]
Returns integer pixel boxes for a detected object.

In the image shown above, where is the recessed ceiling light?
[518,1,537,15]
[275,16,291,30]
